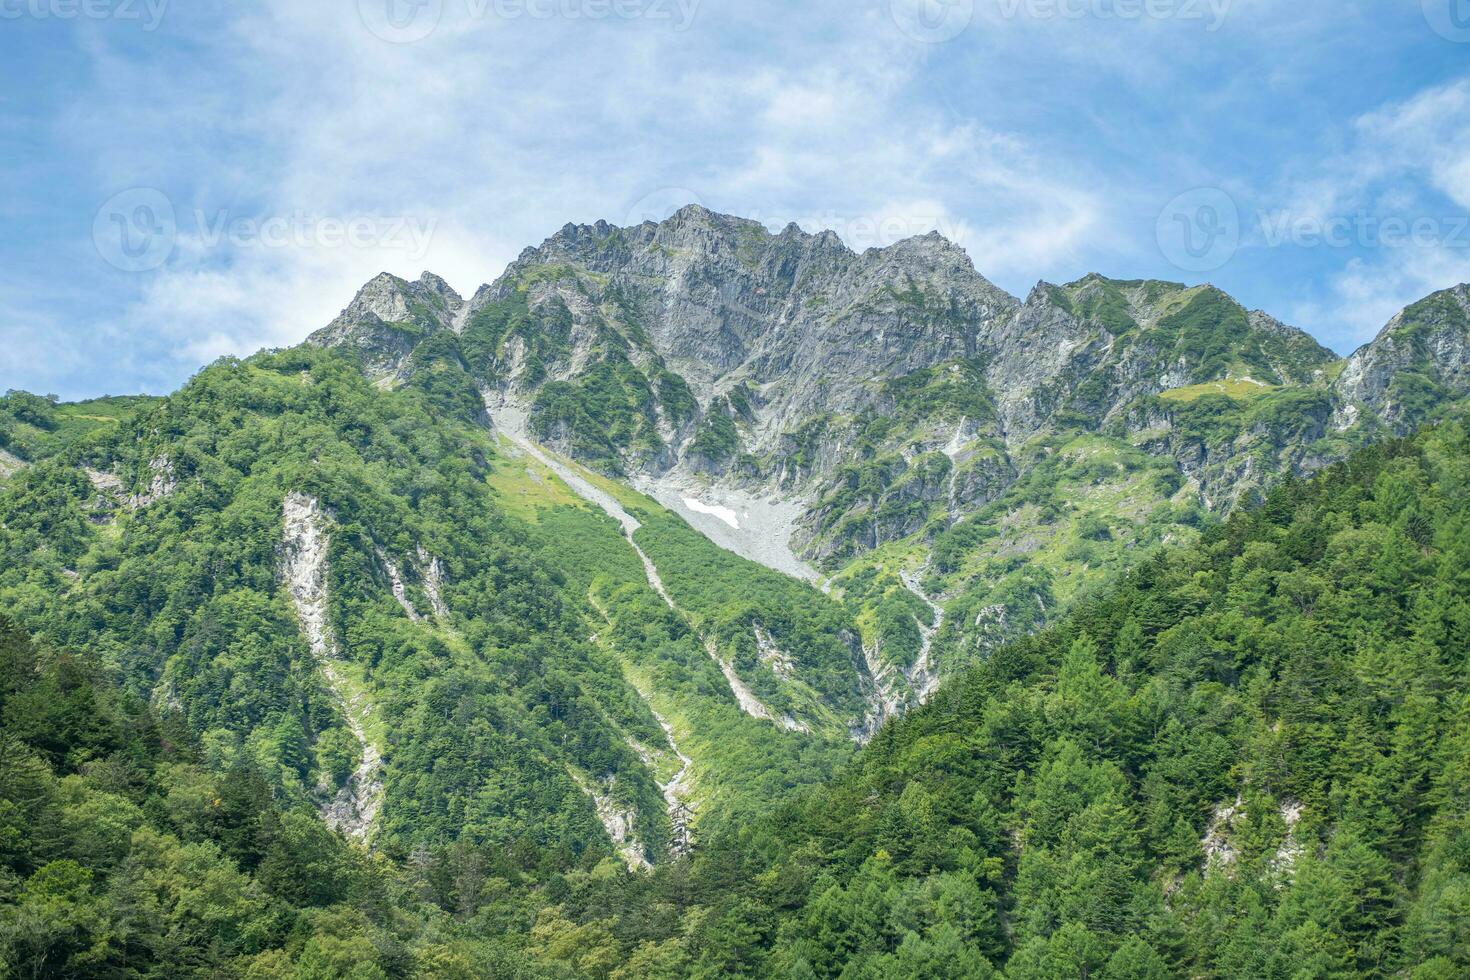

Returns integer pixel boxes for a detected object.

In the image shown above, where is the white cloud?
[26,0,1460,396]
[65,0,1106,370]
[1275,78,1470,346]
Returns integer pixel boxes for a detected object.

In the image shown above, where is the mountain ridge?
[9,206,1470,826]
[301,204,1470,712]
[6,208,1470,976]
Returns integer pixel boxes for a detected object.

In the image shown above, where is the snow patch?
[633,474,818,584]
[683,497,741,529]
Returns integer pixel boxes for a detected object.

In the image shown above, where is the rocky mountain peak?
[308,270,467,381]
[326,271,464,329]
[415,271,464,306]
[476,208,1017,402]
[298,213,1470,681]
[1334,282,1470,430]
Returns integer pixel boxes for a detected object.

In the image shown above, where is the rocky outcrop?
[375,546,423,622]
[130,455,177,508]
[0,448,25,479]
[416,547,450,621]
[1202,796,1244,871]
[281,493,384,842]
[899,569,944,705]
[1200,795,1306,882]
[654,714,696,858]
[309,272,467,383]
[447,221,1350,573]
[753,624,796,680]
[569,769,648,870]
[80,456,176,517]
[856,639,905,744]
[1332,284,1470,432]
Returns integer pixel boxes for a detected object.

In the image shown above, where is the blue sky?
[3,0,1470,399]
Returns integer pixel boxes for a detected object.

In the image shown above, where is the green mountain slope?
[0,616,412,976]
[10,400,1469,977]
[304,209,1470,714]
[0,347,862,870]
[527,416,1470,977]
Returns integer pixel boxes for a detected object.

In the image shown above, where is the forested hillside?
[0,615,415,976]
[504,417,1470,977]
[0,351,863,873]
[7,402,1470,975]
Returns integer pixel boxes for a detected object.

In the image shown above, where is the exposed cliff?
[308,205,1470,709]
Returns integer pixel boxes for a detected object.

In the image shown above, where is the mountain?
[308,205,1470,715]
[542,418,1470,977]
[1334,283,1470,430]
[6,205,1470,976]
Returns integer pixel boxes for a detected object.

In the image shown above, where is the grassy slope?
[560,417,1470,977]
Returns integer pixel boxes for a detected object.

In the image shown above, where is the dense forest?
[640,419,1470,977]
[6,378,1470,973]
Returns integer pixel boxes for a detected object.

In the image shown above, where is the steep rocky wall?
[281,493,384,842]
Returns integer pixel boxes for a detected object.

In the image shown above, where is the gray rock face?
[982,283,1104,440]
[985,278,1335,443]
[1332,284,1470,431]
[308,207,1470,576]
[310,272,466,383]
[476,206,1017,433]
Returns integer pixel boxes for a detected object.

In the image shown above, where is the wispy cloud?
[1274,78,1470,346]
[61,0,1108,381]
[4,0,1469,395]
